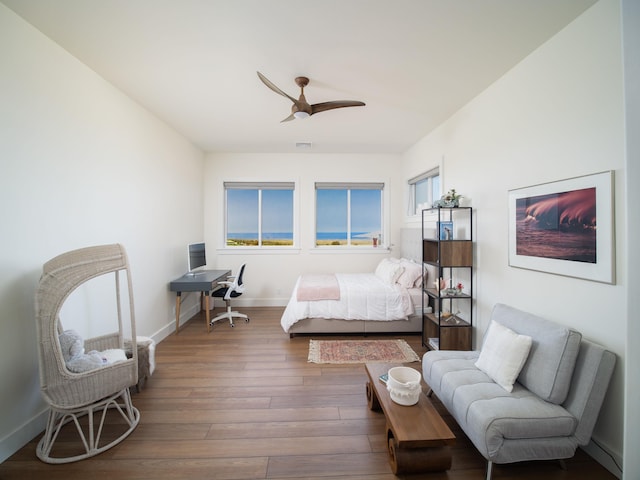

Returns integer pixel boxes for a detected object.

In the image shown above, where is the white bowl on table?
[386,366,422,406]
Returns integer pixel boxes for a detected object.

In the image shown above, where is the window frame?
[408,168,440,217]
[223,181,297,249]
[314,181,385,249]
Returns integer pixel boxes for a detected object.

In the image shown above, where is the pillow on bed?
[375,258,404,284]
[396,259,423,288]
[415,265,426,288]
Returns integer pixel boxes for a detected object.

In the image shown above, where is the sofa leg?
[426,387,433,397]
[485,461,493,480]
[558,459,567,470]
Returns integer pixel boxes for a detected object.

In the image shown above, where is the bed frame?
[287,314,422,337]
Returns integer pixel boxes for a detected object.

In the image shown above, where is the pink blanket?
[296,274,340,301]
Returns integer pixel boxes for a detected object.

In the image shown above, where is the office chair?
[210,263,250,327]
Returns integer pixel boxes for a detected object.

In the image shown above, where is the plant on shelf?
[434,189,463,208]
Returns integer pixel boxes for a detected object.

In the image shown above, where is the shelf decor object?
[433,189,463,208]
[508,171,614,284]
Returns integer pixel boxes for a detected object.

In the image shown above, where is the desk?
[169,269,231,334]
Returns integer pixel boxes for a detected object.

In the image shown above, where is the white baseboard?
[151,301,201,344]
[217,297,289,308]
[582,441,623,478]
[0,409,48,463]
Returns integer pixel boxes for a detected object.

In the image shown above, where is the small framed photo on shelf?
[439,221,454,240]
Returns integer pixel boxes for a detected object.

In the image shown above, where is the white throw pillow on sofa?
[475,320,533,392]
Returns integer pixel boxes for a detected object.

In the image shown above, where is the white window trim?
[407,167,440,219]
[221,180,299,251]
[313,181,388,251]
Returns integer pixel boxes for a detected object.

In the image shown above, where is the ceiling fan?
[257,71,365,122]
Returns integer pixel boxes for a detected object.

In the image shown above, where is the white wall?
[0,5,204,461]
[203,152,403,306]
[401,0,626,475]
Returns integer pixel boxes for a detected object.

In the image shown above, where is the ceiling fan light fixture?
[257,72,365,123]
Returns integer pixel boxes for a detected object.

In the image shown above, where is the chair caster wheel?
[245,318,250,323]
[230,324,235,327]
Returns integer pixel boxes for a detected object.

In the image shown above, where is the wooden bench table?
[365,363,456,474]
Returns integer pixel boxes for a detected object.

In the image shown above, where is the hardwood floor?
[1,307,616,479]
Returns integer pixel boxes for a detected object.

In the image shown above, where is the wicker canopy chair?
[34,244,140,463]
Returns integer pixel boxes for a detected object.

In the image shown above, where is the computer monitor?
[187,242,206,273]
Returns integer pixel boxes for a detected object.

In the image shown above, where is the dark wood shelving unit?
[421,207,473,351]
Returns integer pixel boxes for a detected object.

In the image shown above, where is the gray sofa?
[422,303,616,480]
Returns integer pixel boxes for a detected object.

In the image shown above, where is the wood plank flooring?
[0,307,616,479]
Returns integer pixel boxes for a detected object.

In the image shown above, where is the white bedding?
[280,273,415,333]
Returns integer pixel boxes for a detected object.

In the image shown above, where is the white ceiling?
[2,0,597,154]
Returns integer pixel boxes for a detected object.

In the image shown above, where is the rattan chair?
[34,244,140,463]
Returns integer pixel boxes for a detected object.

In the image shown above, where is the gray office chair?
[210,264,249,327]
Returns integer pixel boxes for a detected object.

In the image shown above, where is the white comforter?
[280,273,414,332]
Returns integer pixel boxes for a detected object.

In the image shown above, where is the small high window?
[408,168,440,215]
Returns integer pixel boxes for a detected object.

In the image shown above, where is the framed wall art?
[508,171,615,284]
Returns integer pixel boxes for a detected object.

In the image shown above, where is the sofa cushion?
[475,320,532,392]
[459,383,577,459]
[490,304,582,404]
[423,350,481,405]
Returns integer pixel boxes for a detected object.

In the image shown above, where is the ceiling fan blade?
[280,113,295,123]
[257,71,298,103]
[311,100,366,116]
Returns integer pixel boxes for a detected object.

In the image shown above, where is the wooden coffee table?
[365,363,455,474]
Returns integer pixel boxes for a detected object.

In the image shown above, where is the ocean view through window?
[315,182,383,247]
[225,182,294,246]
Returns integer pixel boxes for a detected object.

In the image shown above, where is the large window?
[315,182,383,247]
[408,168,440,215]
[225,182,294,247]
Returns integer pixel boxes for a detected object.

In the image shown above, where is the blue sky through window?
[226,185,380,246]
[226,188,293,244]
[316,189,347,233]
[262,189,293,235]
[316,188,381,244]
[227,189,258,235]
[350,189,381,233]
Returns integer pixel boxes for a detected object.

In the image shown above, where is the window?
[225,182,294,247]
[315,182,383,247]
[408,168,440,215]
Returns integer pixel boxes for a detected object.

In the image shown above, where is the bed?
[281,258,426,337]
